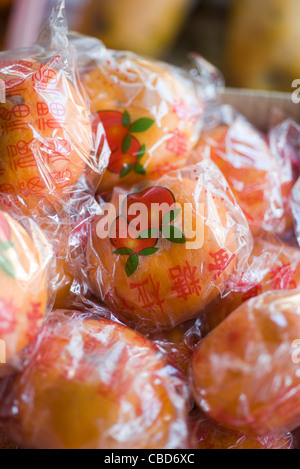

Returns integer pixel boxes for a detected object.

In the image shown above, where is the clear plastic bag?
[70,32,207,195]
[85,160,252,332]
[0,1,110,217]
[0,309,188,449]
[191,289,300,435]
[0,209,52,377]
[190,409,294,449]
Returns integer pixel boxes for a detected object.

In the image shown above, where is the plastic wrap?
[85,160,251,331]
[191,289,300,436]
[0,0,300,451]
[0,310,188,449]
[269,118,300,240]
[202,233,300,333]
[292,178,300,247]
[35,193,101,310]
[150,318,203,379]
[190,410,293,450]
[0,210,51,376]
[189,107,294,238]
[0,2,110,216]
[70,34,205,194]
[0,430,18,450]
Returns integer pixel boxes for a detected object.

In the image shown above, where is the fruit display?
[1,1,300,450]
[0,430,17,450]
[189,110,295,237]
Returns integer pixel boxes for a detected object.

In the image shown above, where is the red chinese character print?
[0,108,12,121]
[50,103,65,117]
[209,249,236,281]
[130,275,165,312]
[36,102,49,116]
[169,261,201,301]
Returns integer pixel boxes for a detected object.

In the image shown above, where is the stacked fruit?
[1,2,300,450]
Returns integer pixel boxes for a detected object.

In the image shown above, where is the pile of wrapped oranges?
[1,2,300,450]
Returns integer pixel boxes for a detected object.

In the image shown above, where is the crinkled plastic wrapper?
[0,209,52,377]
[189,106,295,238]
[190,410,294,450]
[69,32,209,195]
[190,289,300,436]
[84,160,251,332]
[0,429,18,449]
[292,178,300,247]
[0,2,110,217]
[0,310,188,449]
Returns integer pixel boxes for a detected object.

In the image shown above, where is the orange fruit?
[191,289,300,435]
[51,257,74,310]
[203,235,300,333]
[190,411,293,449]
[4,312,188,449]
[190,118,294,237]
[86,164,250,330]
[150,319,202,377]
[0,59,92,213]
[0,211,47,370]
[82,55,203,193]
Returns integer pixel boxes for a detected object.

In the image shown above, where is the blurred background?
[0,0,299,92]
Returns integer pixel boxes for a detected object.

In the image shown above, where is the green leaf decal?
[162,208,181,224]
[138,228,159,239]
[113,247,134,255]
[125,253,139,277]
[137,144,146,160]
[129,118,155,133]
[120,164,133,178]
[134,163,146,175]
[122,110,131,128]
[122,134,132,154]
[139,247,159,256]
[0,241,14,251]
[0,252,14,278]
[162,225,186,244]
